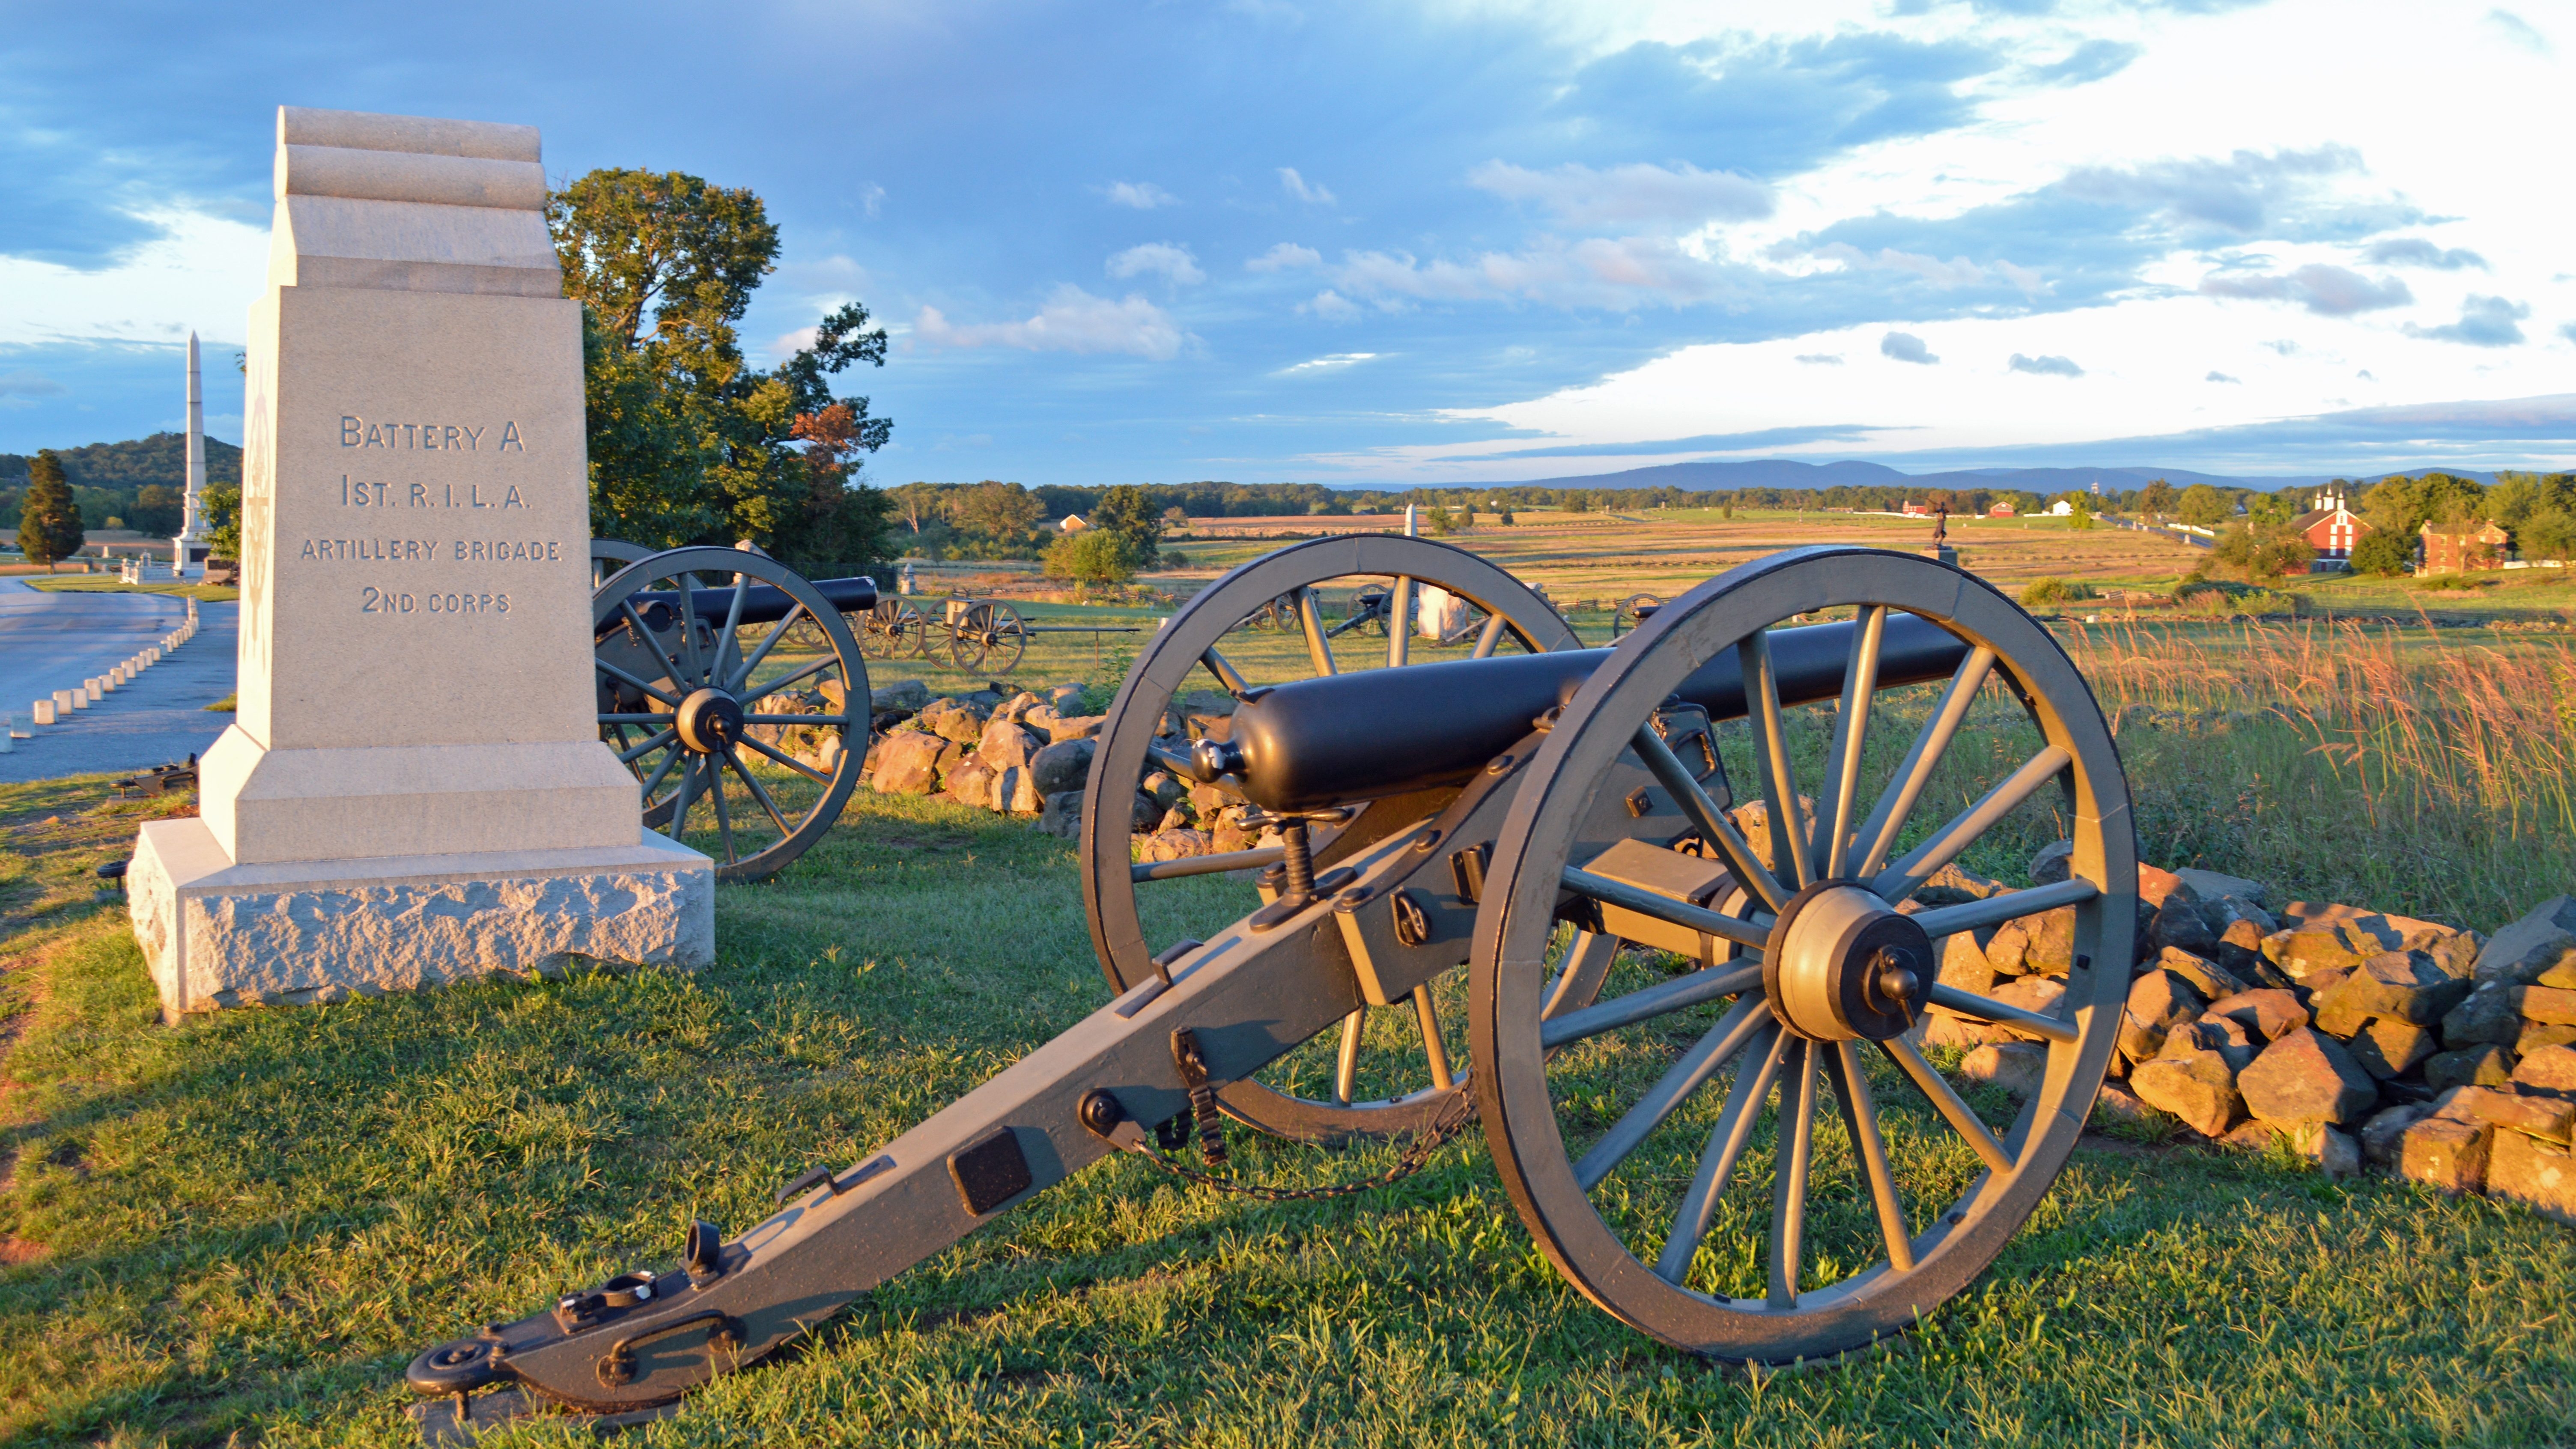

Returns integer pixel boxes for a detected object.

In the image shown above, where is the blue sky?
[3,0,2572,485]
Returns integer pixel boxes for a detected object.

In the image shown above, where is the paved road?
[0,579,239,784]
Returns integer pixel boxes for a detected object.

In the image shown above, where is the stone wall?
[1936,853,2576,1225]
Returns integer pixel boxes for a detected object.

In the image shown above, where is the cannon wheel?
[949,600,1029,673]
[594,547,870,883]
[1082,534,1582,1145]
[863,597,928,659]
[1470,545,2136,1365]
[1610,592,1663,638]
[592,538,656,588]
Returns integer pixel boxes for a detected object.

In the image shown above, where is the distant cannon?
[590,545,877,883]
[415,537,2135,1425]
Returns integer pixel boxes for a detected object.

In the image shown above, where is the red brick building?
[2419,518,2511,574]
[1988,500,2017,517]
[2287,486,2371,569]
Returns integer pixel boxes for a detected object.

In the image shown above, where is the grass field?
[7,608,2576,1444]
[3,517,2573,1445]
[18,576,240,604]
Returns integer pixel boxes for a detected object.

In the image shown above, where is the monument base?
[128,818,713,1022]
[1923,544,1959,567]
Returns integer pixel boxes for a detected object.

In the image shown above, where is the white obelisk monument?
[173,331,210,578]
[128,106,713,1019]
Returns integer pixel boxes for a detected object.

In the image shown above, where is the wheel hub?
[674,688,744,754]
[1762,882,1931,1041]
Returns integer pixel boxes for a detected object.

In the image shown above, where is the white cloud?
[1246,242,1322,272]
[914,286,1185,359]
[858,184,886,219]
[1467,160,1771,228]
[1276,352,1378,375]
[1101,181,1180,210]
[0,370,68,407]
[1328,235,1738,310]
[1106,242,1205,286]
[1279,167,1336,206]
[1301,290,1361,321]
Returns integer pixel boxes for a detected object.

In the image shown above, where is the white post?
[33,700,57,726]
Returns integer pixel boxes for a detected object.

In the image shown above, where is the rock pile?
[854,681,1270,858]
[1933,862,2576,1224]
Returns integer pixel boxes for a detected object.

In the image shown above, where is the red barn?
[1988,500,2017,517]
[2288,486,2371,569]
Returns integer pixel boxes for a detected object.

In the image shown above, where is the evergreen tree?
[16,449,82,565]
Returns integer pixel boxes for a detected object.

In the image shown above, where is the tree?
[131,484,183,536]
[2518,507,2576,565]
[2138,478,2177,518]
[551,168,891,555]
[888,482,946,542]
[1086,485,1162,567]
[1424,504,1455,535]
[785,403,891,563]
[2216,521,2314,581]
[2349,528,2414,576]
[948,481,1042,552]
[17,450,83,565]
[2176,483,2227,528]
[2068,495,2096,530]
[202,480,241,563]
[1043,529,1139,587]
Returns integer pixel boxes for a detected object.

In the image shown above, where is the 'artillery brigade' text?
[297,538,565,563]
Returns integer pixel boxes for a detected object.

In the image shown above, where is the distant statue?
[1932,503,1949,548]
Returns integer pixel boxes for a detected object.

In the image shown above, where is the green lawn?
[2,742,2572,1445]
[20,576,240,604]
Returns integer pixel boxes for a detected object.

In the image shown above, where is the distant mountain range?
[1386,458,2502,495]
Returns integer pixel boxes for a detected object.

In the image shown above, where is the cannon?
[591,545,878,883]
[414,537,2134,1425]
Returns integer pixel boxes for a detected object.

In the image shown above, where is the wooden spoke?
[1202,645,1252,698]
[1654,1024,1789,1283]
[1334,1010,1364,1104]
[1923,983,2079,1044]
[1572,997,1771,1190]
[619,600,679,676]
[1470,610,1510,659]
[727,600,807,691]
[1910,878,2100,941]
[738,732,834,785]
[712,575,752,684]
[1880,1036,2013,1173]
[1814,605,1887,879]
[1870,745,2073,902]
[1559,866,1771,953]
[1386,576,1414,668]
[665,755,702,841]
[616,727,678,764]
[636,739,685,801]
[1824,1041,1915,1274]
[1850,646,1996,880]
[708,753,739,864]
[1294,587,1338,677]
[726,748,796,837]
[1767,1040,1817,1307]
[1738,630,1813,887]
[1412,985,1455,1091]
[738,654,837,707]
[674,578,704,682]
[1538,963,1763,1050]
[596,655,683,709]
[1629,725,1789,913]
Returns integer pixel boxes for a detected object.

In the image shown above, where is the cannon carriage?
[419,537,2136,1423]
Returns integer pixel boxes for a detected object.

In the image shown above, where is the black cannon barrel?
[1217,613,1971,812]
[599,575,879,641]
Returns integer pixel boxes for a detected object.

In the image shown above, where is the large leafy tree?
[549,169,891,558]
[16,450,83,565]
[1085,484,1163,567]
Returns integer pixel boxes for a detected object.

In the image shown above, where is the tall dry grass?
[2062,619,2576,931]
